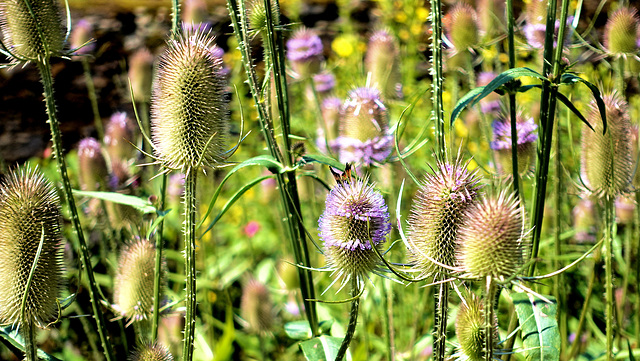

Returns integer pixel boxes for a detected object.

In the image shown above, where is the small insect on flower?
[319,165,391,291]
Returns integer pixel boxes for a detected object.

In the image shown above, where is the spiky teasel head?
[0,0,65,62]
[581,91,633,199]
[454,293,498,361]
[105,112,137,163]
[337,87,393,166]
[128,48,155,103]
[365,29,402,100]
[444,4,479,52]
[113,238,164,324]
[457,190,528,280]
[151,28,229,173]
[241,279,274,334]
[77,138,109,191]
[247,0,280,39]
[476,0,504,40]
[128,342,173,361]
[604,7,639,55]
[0,166,64,328]
[286,28,323,79]
[490,114,538,177]
[407,158,483,279]
[319,172,391,289]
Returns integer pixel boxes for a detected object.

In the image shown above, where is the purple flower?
[313,72,336,93]
[490,117,538,150]
[287,28,323,78]
[523,17,573,49]
[335,135,393,166]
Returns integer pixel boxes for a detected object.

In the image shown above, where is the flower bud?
[286,28,323,79]
[319,175,391,287]
[151,29,229,172]
[0,166,64,327]
[444,4,479,52]
[0,0,65,61]
[407,158,482,278]
[365,30,402,99]
[457,190,528,280]
[581,92,633,198]
[241,279,274,333]
[113,238,163,323]
[604,7,639,55]
[128,342,173,361]
[104,112,137,163]
[78,138,109,191]
[490,114,538,177]
[128,48,155,103]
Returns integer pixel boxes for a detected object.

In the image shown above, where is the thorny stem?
[484,277,496,361]
[37,58,115,361]
[506,0,520,198]
[336,278,360,361]
[429,0,445,158]
[604,195,615,361]
[434,279,449,361]
[182,170,198,361]
[553,114,567,353]
[22,320,37,361]
[151,173,167,341]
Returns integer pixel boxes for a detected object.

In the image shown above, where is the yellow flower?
[455,121,469,138]
[332,36,354,58]
[416,7,429,20]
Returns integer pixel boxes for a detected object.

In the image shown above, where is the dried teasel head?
[0,166,65,328]
[128,342,174,361]
[407,157,482,279]
[151,28,229,173]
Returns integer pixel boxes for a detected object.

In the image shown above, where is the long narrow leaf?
[512,292,561,361]
[73,190,156,214]
[560,73,607,134]
[555,92,594,131]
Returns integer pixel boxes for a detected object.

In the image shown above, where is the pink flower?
[244,221,261,238]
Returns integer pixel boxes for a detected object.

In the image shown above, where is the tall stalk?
[484,277,496,361]
[336,279,360,361]
[506,0,520,198]
[182,170,198,361]
[604,196,615,360]
[151,174,167,341]
[429,0,445,157]
[434,281,449,361]
[37,58,115,361]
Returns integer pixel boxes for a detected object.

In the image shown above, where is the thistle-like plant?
[286,28,323,79]
[454,293,498,361]
[78,138,109,192]
[150,26,230,361]
[364,29,401,100]
[240,279,275,334]
[128,342,174,361]
[604,7,639,56]
[0,167,64,361]
[490,113,538,177]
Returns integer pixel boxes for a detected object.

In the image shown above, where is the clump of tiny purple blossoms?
[490,115,538,176]
[286,28,323,78]
[318,172,391,289]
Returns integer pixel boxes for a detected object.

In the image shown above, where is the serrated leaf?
[512,293,560,361]
[450,67,546,125]
[0,326,62,361]
[300,335,344,361]
[300,154,344,170]
[72,190,156,214]
[560,73,607,135]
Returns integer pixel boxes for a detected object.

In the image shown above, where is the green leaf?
[285,320,313,340]
[72,190,156,214]
[450,67,546,125]
[0,326,62,361]
[300,154,344,170]
[560,73,607,135]
[512,293,560,361]
[555,92,594,131]
[300,335,344,361]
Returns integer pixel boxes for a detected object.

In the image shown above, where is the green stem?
[485,277,495,361]
[151,173,168,341]
[605,195,615,361]
[429,0,445,158]
[336,279,360,361]
[81,58,103,139]
[21,320,37,361]
[37,58,115,361]
[433,280,449,361]
[383,278,396,361]
[553,116,567,354]
[182,169,198,361]
[506,0,519,196]
[171,0,181,37]
[616,56,625,96]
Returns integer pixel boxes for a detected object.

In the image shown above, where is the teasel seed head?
[0,166,64,328]
[104,112,137,164]
[455,293,498,361]
[247,0,280,39]
[365,29,402,100]
[457,190,528,280]
[128,342,174,361]
[286,28,323,79]
[240,279,274,334]
[581,92,633,198]
[477,0,505,40]
[128,48,155,103]
[313,71,336,95]
[407,158,483,279]
[113,238,164,324]
[0,0,65,62]
[490,114,538,177]
[337,87,393,166]
[444,4,479,52]
[319,174,391,288]
[151,28,230,173]
[604,7,639,55]
[77,138,109,191]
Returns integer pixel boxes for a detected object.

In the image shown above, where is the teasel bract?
[113,238,164,325]
[454,293,498,361]
[128,342,174,361]
[0,167,64,361]
[581,91,633,199]
[150,27,230,361]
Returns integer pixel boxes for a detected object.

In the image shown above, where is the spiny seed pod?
[77,138,109,191]
[477,0,505,40]
[319,174,391,288]
[128,342,174,361]
[573,197,598,243]
[247,0,280,38]
[151,29,229,173]
[457,190,528,280]
[241,279,274,333]
[128,48,155,103]
[104,112,137,163]
[407,158,482,278]
[286,28,323,79]
[604,7,639,55]
[0,0,65,61]
[365,29,402,100]
[337,87,393,166]
[490,114,538,177]
[0,166,64,328]
[455,294,498,361]
[113,238,163,324]
[444,4,479,52]
[581,92,633,198]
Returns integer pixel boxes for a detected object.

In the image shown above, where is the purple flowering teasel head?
[319,169,391,288]
[287,28,323,78]
[490,114,538,177]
